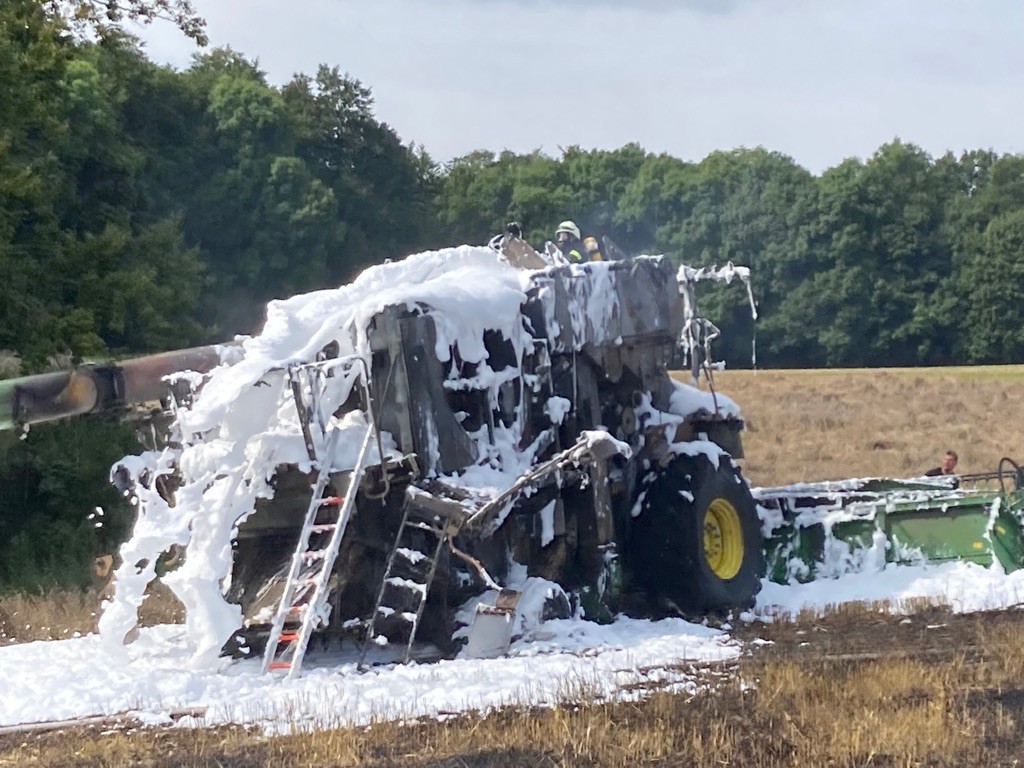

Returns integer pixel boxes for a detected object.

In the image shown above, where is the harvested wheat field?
[3,366,1024,767]
[707,365,1024,486]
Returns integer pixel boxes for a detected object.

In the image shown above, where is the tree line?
[5,0,1024,372]
[439,144,1024,369]
[2,0,1022,589]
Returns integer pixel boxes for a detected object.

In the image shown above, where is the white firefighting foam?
[98,246,696,668]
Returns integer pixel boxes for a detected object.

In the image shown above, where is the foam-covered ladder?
[359,489,469,667]
[261,357,375,678]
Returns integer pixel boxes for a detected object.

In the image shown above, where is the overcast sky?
[134,0,1023,173]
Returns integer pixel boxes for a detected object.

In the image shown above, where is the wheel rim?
[703,498,744,580]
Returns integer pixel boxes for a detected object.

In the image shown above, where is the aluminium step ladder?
[261,357,376,678]
[358,491,468,667]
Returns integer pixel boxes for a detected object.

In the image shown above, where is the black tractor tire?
[629,454,765,614]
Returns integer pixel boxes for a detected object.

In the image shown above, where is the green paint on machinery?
[756,460,1024,584]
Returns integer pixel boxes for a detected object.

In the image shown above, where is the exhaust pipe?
[0,344,233,432]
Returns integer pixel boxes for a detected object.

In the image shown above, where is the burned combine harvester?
[229,254,765,674]
[2,248,764,676]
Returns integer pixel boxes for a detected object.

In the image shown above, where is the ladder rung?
[278,632,299,642]
[268,662,291,671]
[309,524,337,533]
[302,551,327,561]
[386,576,428,595]
[284,582,315,599]
[404,521,441,534]
[396,547,428,564]
[319,496,344,506]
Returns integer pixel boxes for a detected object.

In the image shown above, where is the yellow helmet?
[555,220,581,240]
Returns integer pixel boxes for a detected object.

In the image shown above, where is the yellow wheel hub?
[703,498,744,580]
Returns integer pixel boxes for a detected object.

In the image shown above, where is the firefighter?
[554,221,587,263]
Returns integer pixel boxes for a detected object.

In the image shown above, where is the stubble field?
[710,365,1024,486]
[2,365,1024,766]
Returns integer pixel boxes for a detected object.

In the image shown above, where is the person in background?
[924,450,959,487]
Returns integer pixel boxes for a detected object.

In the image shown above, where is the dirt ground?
[738,601,1024,662]
[6,605,1024,767]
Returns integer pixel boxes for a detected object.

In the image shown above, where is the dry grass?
[6,606,1024,766]
[705,365,1024,486]
[0,582,183,644]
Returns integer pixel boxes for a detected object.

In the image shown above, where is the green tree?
[43,0,206,44]
[285,66,438,276]
[0,418,140,591]
[804,141,955,366]
[664,149,819,367]
[0,0,70,367]
[436,150,515,243]
[563,143,647,250]
[615,152,694,249]
[961,209,1024,362]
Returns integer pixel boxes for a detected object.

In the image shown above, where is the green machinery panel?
[760,482,1024,584]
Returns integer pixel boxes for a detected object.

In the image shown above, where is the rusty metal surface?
[117,345,226,404]
[0,371,89,430]
[1,344,229,431]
